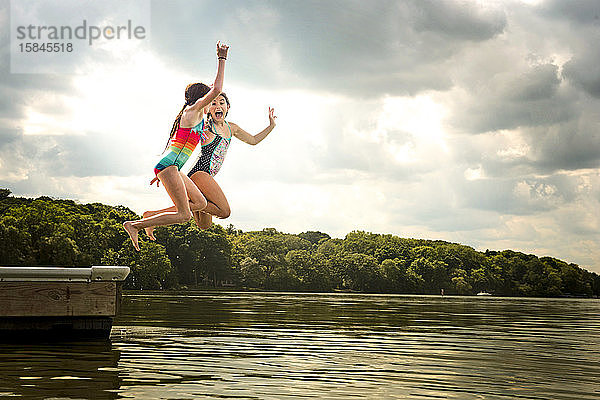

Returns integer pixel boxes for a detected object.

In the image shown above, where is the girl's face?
[209,95,229,122]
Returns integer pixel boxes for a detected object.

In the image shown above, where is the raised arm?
[188,42,229,113]
[232,107,277,145]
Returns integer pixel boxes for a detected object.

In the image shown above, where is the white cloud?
[465,166,484,181]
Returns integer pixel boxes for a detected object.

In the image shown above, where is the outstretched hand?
[268,107,277,126]
[150,177,160,187]
[217,41,229,59]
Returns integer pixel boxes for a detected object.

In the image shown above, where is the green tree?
[196,225,232,286]
[405,263,425,293]
[298,231,331,246]
[340,253,382,292]
[239,257,265,288]
[38,234,80,266]
[234,231,310,289]
[270,266,301,291]
[2,191,600,297]
[470,261,502,294]
[0,217,35,264]
[343,231,379,256]
[559,262,588,295]
[286,249,334,292]
[103,240,173,290]
[374,235,409,263]
[0,188,11,200]
[452,269,472,295]
[380,258,408,293]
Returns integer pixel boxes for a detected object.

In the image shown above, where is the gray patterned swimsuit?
[187,120,232,177]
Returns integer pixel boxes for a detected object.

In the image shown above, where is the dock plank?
[0,282,117,317]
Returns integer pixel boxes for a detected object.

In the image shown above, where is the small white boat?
[476,292,492,296]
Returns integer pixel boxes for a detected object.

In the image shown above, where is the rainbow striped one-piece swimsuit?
[154,120,208,176]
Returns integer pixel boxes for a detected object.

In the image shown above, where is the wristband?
[218,56,227,60]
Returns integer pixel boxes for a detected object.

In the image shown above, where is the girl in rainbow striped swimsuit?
[141,93,277,239]
[123,42,229,251]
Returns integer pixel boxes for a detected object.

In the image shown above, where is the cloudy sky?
[1,0,600,272]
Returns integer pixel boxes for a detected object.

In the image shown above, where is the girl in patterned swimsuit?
[123,42,229,251]
[143,93,277,238]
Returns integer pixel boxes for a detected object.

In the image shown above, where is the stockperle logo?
[10,0,150,74]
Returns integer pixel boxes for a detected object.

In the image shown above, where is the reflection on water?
[0,341,120,399]
[1,293,599,399]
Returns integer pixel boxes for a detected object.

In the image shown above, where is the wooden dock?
[0,265,129,340]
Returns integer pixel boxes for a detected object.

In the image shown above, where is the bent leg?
[181,171,208,212]
[190,171,230,219]
[140,171,229,235]
[142,173,207,238]
[142,207,172,240]
[123,166,192,250]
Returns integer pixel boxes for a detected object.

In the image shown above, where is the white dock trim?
[0,266,130,282]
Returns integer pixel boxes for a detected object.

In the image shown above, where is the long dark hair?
[164,83,211,150]
[206,92,230,133]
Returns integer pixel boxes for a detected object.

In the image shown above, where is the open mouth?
[215,111,224,119]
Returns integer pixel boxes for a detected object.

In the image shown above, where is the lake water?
[1,292,599,399]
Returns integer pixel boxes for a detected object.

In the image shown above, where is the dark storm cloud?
[0,0,148,115]
[529,118,600,172]
[540,0,600,25]
[441,0,600,177]
[412,0,506,40]
[149,0,506,96]
[546,0,600,99]
[446,120,598,218]
[450,63,575,134]
[253,0,505,95]
[452,96,600,179]
[0,74,75,120]
[0,0,132,182]
[562,49,600,99]
[456,175,564,216]
[0,1,76,118]
[509,64,561,101]
[0,124,18,138]
[0,130,139,180]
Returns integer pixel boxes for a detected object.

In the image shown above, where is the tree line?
[1,188,598,297]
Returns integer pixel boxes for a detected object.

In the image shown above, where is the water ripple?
[0,293,598,399]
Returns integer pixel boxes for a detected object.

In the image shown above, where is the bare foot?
[142,211,156,240]
[123,221,140,251]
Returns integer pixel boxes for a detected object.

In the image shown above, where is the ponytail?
[164,103,187,151]
[164,82,211,151]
